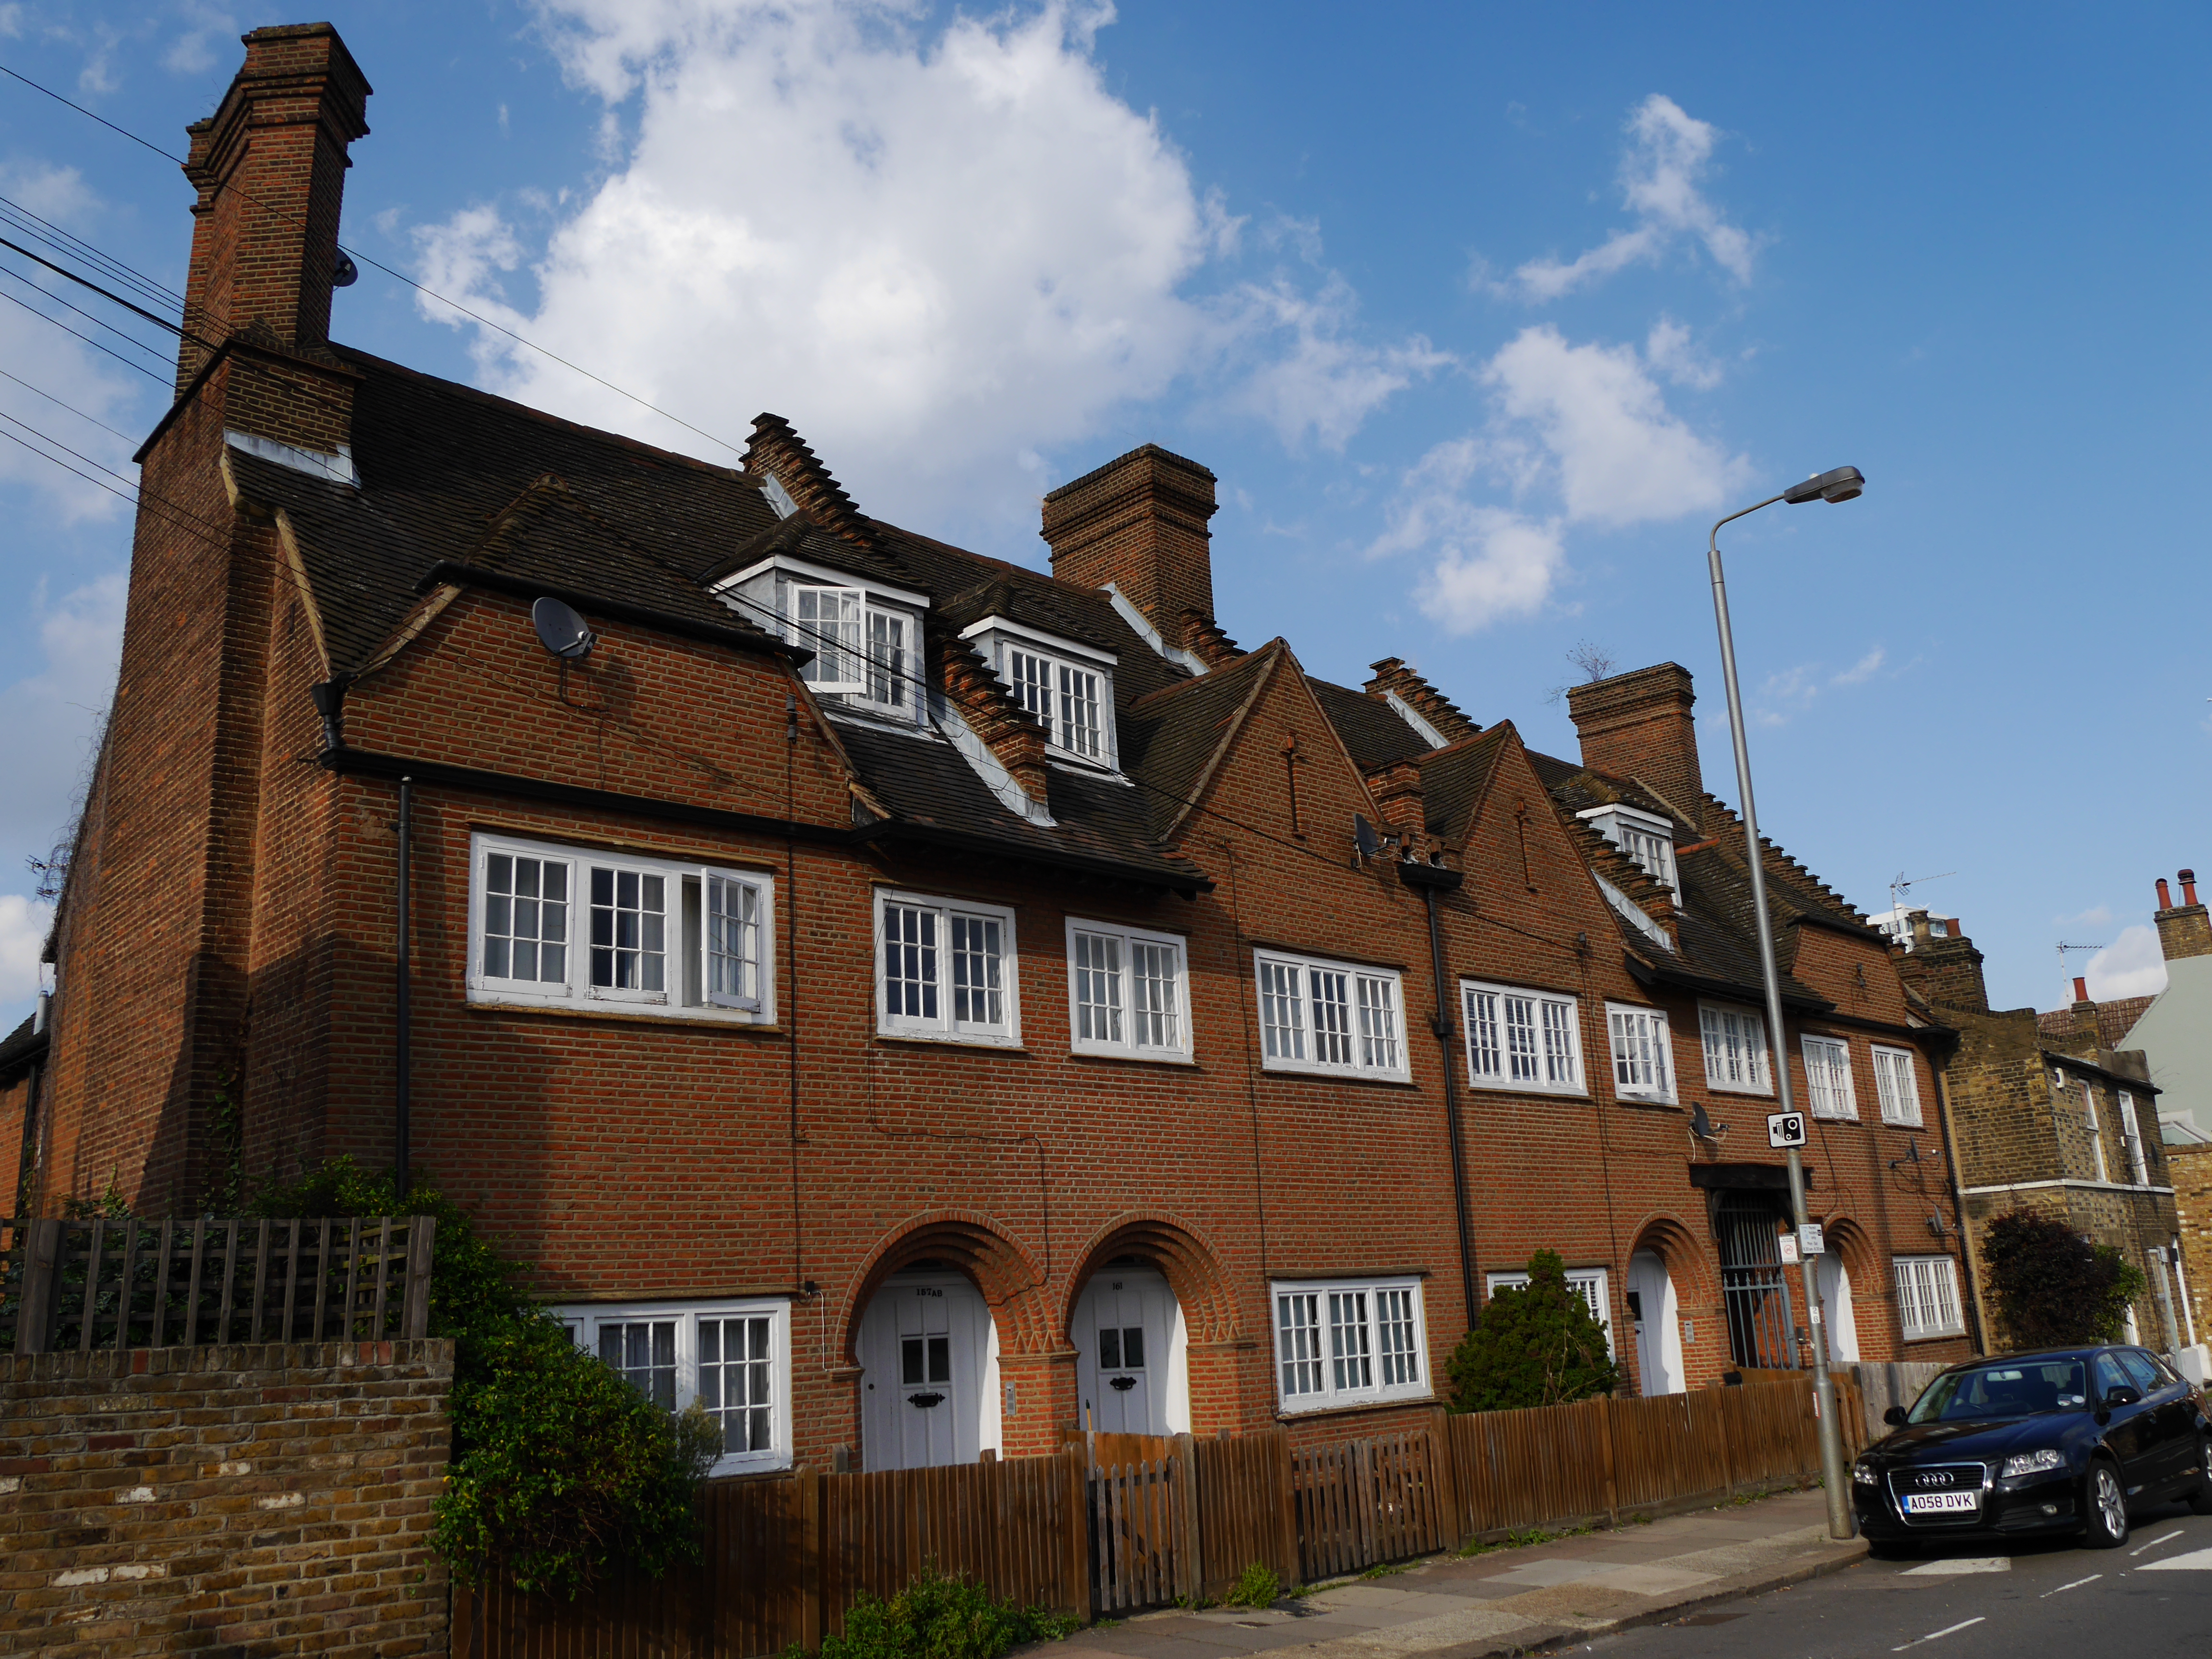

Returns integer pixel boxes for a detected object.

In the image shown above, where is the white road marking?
[2129,1528,2185,1557]
[2140,1546,2212,1572]
[2041,1574,2101,1597]
[1901,1557,2010,1575]
[1891,1616,1986,1651]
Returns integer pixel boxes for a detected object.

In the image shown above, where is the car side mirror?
[2104,1384,2142,1408]
[1883,1406,1908,1427]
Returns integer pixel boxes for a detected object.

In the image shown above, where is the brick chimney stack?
[1041,445,1218,653]
[1893,922,1990,1014]
[1563,663,1705,829]
[2156,867,2212,962]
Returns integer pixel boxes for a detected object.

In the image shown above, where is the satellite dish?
[532,596,595,660]
[332,250,359,289]
[1354,814,1382,862]
[1690,1103,1728,1141]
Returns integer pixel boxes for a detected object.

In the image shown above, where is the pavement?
[1048,1488,1867,1659]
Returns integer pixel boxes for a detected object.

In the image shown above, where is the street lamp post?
[1705,464,1865,1543]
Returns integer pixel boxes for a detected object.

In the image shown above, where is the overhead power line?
[0,286,169,381]
[0,190,185,311]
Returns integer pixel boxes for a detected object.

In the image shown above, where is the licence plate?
[1902,1492,1977,1515]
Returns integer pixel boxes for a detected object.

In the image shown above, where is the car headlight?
[1852,1461,1878,1487]
[2001,1449,2066,1478]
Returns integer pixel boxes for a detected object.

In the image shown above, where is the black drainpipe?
[1397,857,1476,1329]
[395,776,413,1200]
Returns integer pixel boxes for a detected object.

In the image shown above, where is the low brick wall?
[0,1338,453,1656]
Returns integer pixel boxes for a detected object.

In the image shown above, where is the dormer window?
[713,555,930,727]
[961,618,1118,771]
[1578,805,1676,890]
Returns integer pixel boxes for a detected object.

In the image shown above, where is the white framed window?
[1486,1265,1614,1356]
[555,1298,792,1475]
[2083,1078,2109,1183]
[963,618,1120,770]
[1892,1256,1964,1341]
[2120,1092,2151,1185]
[1255,950,1407,1080]
[1578,805,1676,890]
[469,833,775,1024]
[1870,1045,1923,1127]
[1699,1002,1773,1094]
[876,889,1021,1046]
[1802,1034,1857,1120]
[1066,918,1192,1061]
[715,555,932,725]
[1605,1005,1673,1103]
[1271,1277,1429,1412]
[1463,979,1585,1095]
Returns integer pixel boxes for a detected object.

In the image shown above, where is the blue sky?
[0,0,2206,1035]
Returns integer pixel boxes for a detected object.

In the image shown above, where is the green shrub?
[816,1564,1075,1659]
[247,1157,718,1597]
[1983,1209,2148,1348]
[1220,1561,1281,1608]
[1445,1249,1620,1413]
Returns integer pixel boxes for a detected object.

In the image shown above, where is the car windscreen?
[1908,1360,2088,1422]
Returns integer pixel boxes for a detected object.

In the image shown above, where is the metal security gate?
[1717,1196,1797,1369]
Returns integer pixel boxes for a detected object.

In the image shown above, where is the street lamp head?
[1781,465,1865,505]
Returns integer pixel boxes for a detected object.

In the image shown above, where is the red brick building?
[26,23,1972,1478]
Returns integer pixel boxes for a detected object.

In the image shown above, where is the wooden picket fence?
[457,1374,1863,1656]
[0,1215,436,1354]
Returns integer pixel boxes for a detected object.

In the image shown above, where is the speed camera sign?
[1767,1111,1808,1150]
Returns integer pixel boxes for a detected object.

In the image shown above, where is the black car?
[1852,1345,2212,1552]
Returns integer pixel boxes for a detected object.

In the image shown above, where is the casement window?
[2119,1092,2151,1185]
[1271,1277,1429,1411]
[555,1298,792,1475]
[2083,1078,2109,1183]
[1463,979,1585,1095]
[1578,805,1677,890]
[792,584,915,715]
[1699,1003,1772,1094]
[1066,919,1191,1061]
[1605,1005,1673,1103]
[1487,1266,1614,1355]
[876,890,1021,1046]
[469,833,774,1023]
[962,619,1120,770]
[1892,1256,1965,1341]
[1255,950,1407,1079]
[1802,1035,1857,1120]
[1870,1045,1923,1128]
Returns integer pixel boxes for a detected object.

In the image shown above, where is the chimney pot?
[1041,445,1218,653]
[2185,869,2200,907]
[2158,877,2174,910]
[2072,975,2091,1005]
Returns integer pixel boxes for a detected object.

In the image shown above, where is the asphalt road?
[1564,1499,2212,1658]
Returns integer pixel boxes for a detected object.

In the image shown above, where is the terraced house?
[23,22,1974,1479]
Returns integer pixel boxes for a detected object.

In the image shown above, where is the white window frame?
[1486,1266,1615,1357]
[1254,950,1410,1081]
[1065,918,1193,1062]
[716,554,931,725]
[2083,1077,2109,1183]
[1699,1002,1773,1095]
[1892,1256,1965,1341]
[875,889,1022,1047]
[1604,1004,1674,1104]
[2120,1091,2151,1185]
[467,832,776,1025]
[1270,1276,1430,1413]
[1801,1034,1857,1121]
[962,618,1120,771]
[554,1297,793,1476]
[1870,1045,1923,1128]
[1577,804,1677,890]
[1462,978,1586,1096]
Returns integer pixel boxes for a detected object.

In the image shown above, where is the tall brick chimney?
[1895,925,1990,1014]
[1564,663,1705,827]
[1041,445,1218,651]
[2156,868,2212,962]
[175,23,371,421]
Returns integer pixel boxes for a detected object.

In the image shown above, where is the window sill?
[1466,1080,1590,1100]
[704,1459,796,1483]
[1879,1118,1927,1130]
[1901,1330,1967,1345]
[1070,1048,1198,1068]
[1614,1094,1682,1113]
[1275,1391,1437,1423]
[874,1033,1029,1055]
[467,996,781,1034]
[1809,1112,1861,1125]
[1704,1082,1776,1097]
[1259,1063,1419,1088]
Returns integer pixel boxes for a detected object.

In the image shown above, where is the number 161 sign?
[1767,1110,1808,1149]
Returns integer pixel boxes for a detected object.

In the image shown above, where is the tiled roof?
[1416,727,1514,842]
[2036,995,2157,1047]
[1306,678,1434,771]
[0,1014,47,1079]
[1123,648,1280,843]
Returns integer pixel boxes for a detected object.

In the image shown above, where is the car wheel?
[2084,1460,2129,1549]
[2190,1437,2212,1516]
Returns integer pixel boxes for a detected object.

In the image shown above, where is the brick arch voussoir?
[1627,1213,1720,1313]
[1064,1213,1240,1346]
[844,1211,1052,1363]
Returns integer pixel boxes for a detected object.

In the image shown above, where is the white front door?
[1815,1252,1860,1364]
[857,1273,999,1469]
[1627,1250,1686,1395]
[1073,1267,1185,1435]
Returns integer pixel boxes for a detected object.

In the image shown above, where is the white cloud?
[1513,95,1757,301]
[162,4,240,75]
[2085,924,2168,1001]
[0,893,53,1008]
[1368,325,1746,633]
[1643,317,1722,389]
[409,0,1412,529]
[2058,904,2115,930]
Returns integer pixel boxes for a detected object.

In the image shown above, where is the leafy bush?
[248,1157,719,1597]
[1983,1209,2147,1348]
[815,1564,1076,1659]
[1446,1249,1621,1413]
[1220,1561,1280,1608]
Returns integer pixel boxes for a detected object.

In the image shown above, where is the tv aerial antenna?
[1888,869,1955,917]
[2056,939,2105,995]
